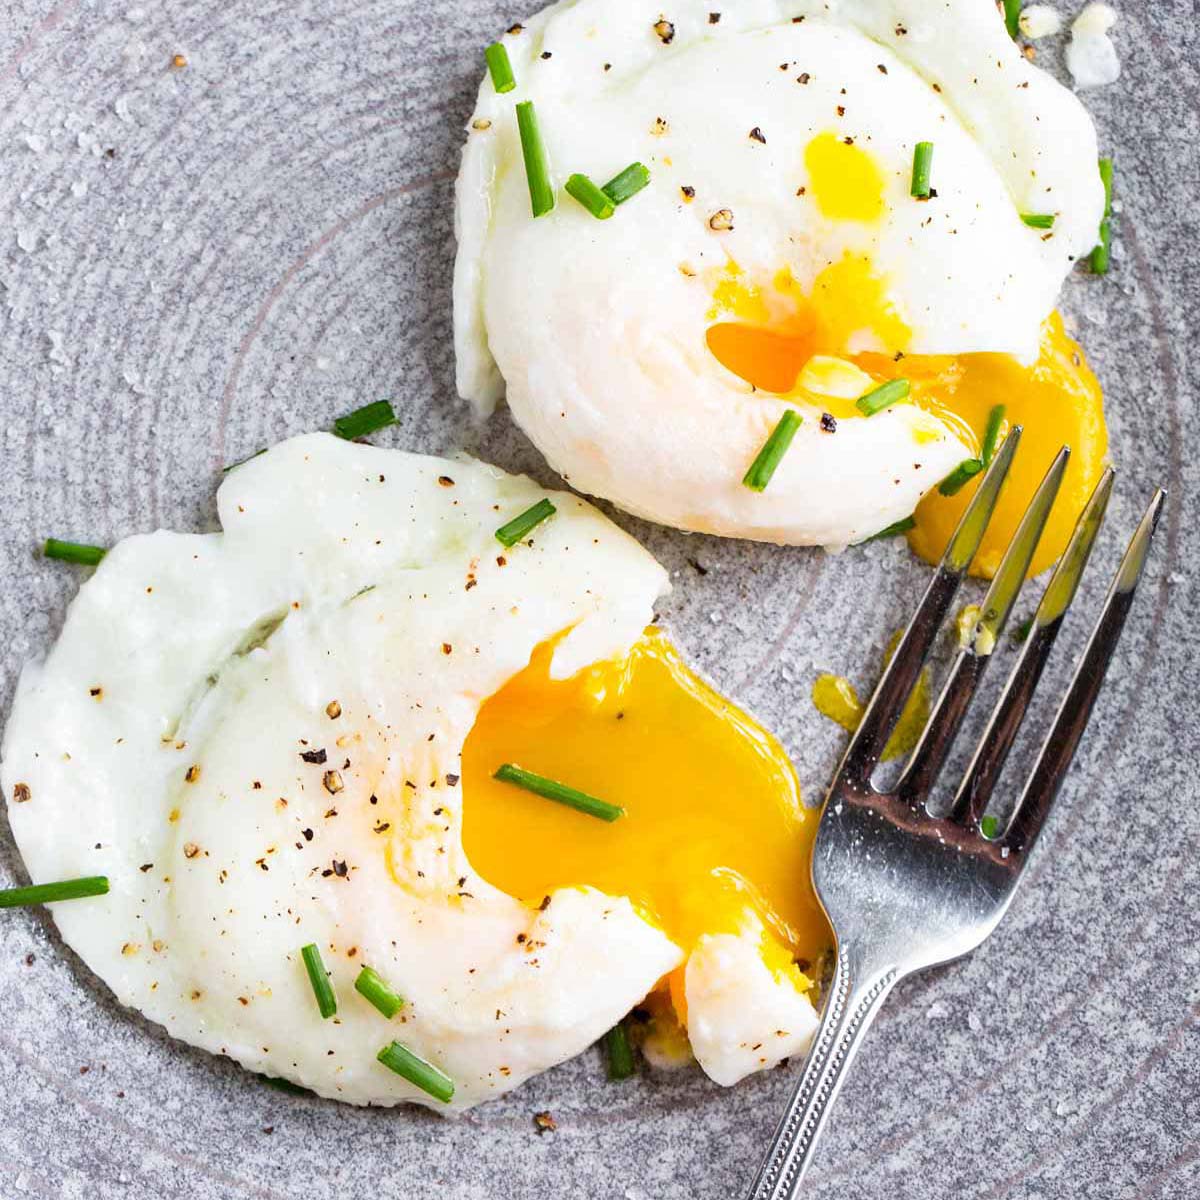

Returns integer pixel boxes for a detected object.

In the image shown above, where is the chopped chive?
[0,876,109,908]
[980,814,1000,839]
[1020,213,1056,229]
[516,100,555,217]
[981,405,1006,466]
[222,447,267,473]
[377,1040,455,1103]
[484,42,516,93]
[1090,157,1113,274]
[938,458,983,497]
[856,378,910,417]
[910,141,934,198]
[355,966,405,1019]
[742,409,803,492]
[565,173,615,220]
[493,763,624,822]
[604,1021,636,1081]
[495,498,556,547]
[861,515,916,543]
[1002,0,1020,38]
[43,539,106,566]
[300,942,337,1019]
[332,399,397,441]
[601,162,650,206]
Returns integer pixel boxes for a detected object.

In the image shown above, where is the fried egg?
[1,434,826,1111]
[455,0,1109,570]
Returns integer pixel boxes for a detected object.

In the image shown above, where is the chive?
[861,515,916,543]
[0,876,109,908]
[1002,0,1020,38]
[910,141,933,198]
[742,409,802,492]
[43,539,106,566]
[495,498,556,547]
[980,814,1000,839]
[565,173,615,220]
[355,966,405,1019]
[0,876,108,908]
[1020,213,1056,229]
[377,1040,455,1103]
[1010,616,1034,645]
[1090,157,1113,275]
[938,458,983,497]
[493,763,624,822]
[856,378,910,417]
[601,162,650,206]
[484,42,516,93]
[332,400,397,441]
[516,100,555,217]
[222,447,267,473]
[604,1021,636,1081]
[981,405,1006,466]
[300,943,337,1019]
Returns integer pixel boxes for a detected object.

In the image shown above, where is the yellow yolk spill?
[705,253,1108,578]
[803,131,886,223]
[461,627,831,1023]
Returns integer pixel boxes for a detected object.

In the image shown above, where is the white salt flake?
[23,132,47,153]
[70,179,88,199]
[967,1010,983,1033]
[926,1000,950,1020]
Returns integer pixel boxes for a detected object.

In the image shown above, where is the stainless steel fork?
[747,428,1165,1198]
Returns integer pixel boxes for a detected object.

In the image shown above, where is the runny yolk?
[705,256,1108,579]
[803,131,886,223]
[461,627,831,994]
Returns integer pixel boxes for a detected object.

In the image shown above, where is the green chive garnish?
[910,141,934,198]
[485,42,516,93]
[742,409,802,492]
[565,173,615,220]
[861,515,916,543]
[493,763,624,822]
[43,539,106,566]
[1002,0,1020,38]
[856,378,910,417]
[1020,213,1056,229]
[300,943,337,1019]
[602,162,650,206]
[938,458,984,497]
[222,447,267,473]
[0,876,109,908]
[604,1021,636,1081]
[981,405,1006,466]
[980,814,1000,839]
[1090,157,1113,275]
[495,498,556,547]
[516,100,555,218]
[332,399,397,441]
[377,1040,455,1103]
[355,966,405,1019]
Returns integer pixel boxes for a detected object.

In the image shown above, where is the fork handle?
[746,945,900,1199]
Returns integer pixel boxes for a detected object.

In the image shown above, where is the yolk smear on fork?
[804,132,886,223]
[460,627,832,1000]
[705,253,1108,579]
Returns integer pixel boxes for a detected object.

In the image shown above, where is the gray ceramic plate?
[1,3,1197,1197]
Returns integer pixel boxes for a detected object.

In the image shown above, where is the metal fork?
[748,428,1165,1198]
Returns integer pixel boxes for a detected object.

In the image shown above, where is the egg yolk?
[803,131,886,223]
[706,256,1108,578]
[461,627,831,1001]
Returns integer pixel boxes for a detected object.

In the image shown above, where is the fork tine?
[897,447,1070,803]
[838,429,1022,784]
[952,467,1114,826]
[1003,487,1165,853]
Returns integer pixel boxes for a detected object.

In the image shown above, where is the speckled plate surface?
[0,3,1197,1197]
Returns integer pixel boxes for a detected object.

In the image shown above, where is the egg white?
[1,434,818,1110]
[454,0,1105,547]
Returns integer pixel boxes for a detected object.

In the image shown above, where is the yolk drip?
[803,132,886,223]
[461,628,831,985]
[705,255,1107,579]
